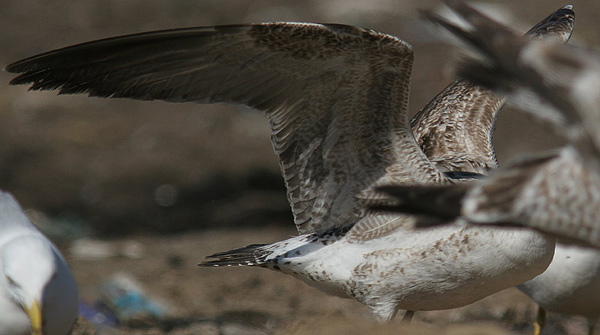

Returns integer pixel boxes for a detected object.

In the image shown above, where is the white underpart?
[519,243,600,319]
[0,192,79,335]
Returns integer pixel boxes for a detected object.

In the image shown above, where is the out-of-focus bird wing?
[412,4,575,176]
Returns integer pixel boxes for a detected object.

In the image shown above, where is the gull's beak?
[25,300,43,335]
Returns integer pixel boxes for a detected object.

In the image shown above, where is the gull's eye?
[6,276,19,288]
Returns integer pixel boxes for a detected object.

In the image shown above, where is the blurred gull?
[518,244,600,335]
[0,191,78,335]
[442,3,600,334]
[374,150,600,333]
[411,3,576,176]
[4,4,571,322]
[394,0,600,249]
[372,2,600,334]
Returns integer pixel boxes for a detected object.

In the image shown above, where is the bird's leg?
[401,310,415,324]
[587,318,597,335]
[534,306,546,335]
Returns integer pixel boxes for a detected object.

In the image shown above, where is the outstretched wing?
[412,4,575,176]
[6,23,446,234]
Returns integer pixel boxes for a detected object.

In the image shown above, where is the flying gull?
[378,0,598,249]
[4,4,572,322]
[428,5,600,334]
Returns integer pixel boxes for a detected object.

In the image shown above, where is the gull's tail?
[199,243,273,267]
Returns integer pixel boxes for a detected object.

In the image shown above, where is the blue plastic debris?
[99,273,167,321]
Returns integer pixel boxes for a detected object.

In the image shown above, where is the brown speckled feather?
[426,4,585,147]
[411,4,574,176]
[6,23,448,235]
[411,82,501,174]
[356,4,577,242]
[446,8,600,173]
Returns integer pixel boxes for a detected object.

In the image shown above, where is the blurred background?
[0,0,598,334]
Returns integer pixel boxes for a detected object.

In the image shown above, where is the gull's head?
[2,236,58,335]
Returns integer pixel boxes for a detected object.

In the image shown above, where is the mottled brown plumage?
[6,23,446,236]
[411,81,501,175]
[411,3,574,176]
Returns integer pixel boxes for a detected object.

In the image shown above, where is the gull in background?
[4,4,571,322]
[0,191,79,335]
[373,2,600,334]
[519,244,600,335]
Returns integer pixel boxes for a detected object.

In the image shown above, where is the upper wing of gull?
[411,4,575,176]
[5,23,447,234]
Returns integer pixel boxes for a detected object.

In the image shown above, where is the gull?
[4,5,571,322]
[0,191,79,335]
[371,2,600,334]
[435,5,600,334]
[518,243,600,335]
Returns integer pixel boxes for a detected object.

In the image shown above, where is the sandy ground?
[0,0,598,334]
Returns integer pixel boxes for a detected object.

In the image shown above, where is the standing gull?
[4,6,570,321]
[519,244,600,335]
[0,191,79,335]
[372,2,600,334]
